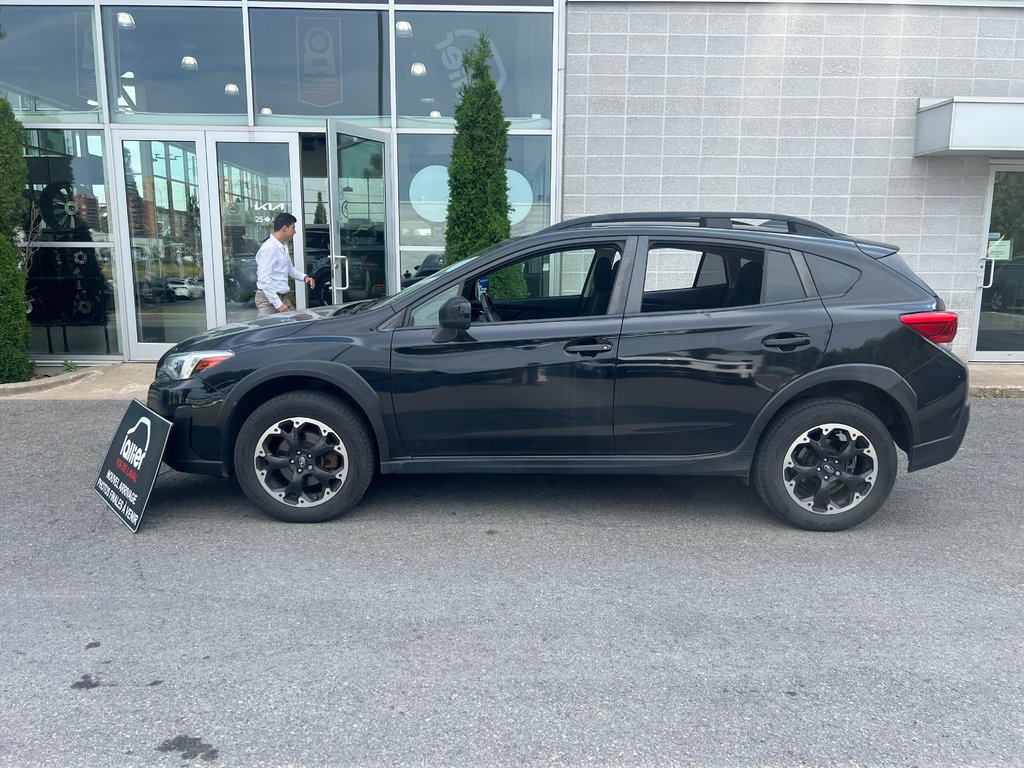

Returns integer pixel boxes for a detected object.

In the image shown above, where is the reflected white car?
[167,278,204,300]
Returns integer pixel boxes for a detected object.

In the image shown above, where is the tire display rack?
[26,246,113,355]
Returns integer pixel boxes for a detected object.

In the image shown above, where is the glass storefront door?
[112,131,215,359]
[204,133,302,324]
[112,130,303,358]
[974,166,1024,360]
[327,122,393,303]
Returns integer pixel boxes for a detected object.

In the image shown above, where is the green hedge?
[0,98,32,383]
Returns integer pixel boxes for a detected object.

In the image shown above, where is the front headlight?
[161,350,234,380]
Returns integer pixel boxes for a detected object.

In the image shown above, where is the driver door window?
[471,245,622,323]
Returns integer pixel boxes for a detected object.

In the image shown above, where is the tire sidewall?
[754,399,897,531]
[234,392,375,523]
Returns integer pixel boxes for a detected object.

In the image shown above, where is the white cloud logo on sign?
[409,165,533,225]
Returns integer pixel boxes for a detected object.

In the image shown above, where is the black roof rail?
[540,212,846,239]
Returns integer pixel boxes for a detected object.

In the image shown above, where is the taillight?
[899,311,958,344]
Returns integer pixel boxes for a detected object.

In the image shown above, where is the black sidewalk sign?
[94,399,172,532]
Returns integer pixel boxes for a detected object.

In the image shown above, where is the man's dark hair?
[273,212,297,232]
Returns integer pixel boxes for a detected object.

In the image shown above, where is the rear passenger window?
[640,243,805,313]
[804,253,861,297]
[762,250,805,304]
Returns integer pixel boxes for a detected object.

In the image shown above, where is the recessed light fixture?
[259,107,273,115]
[396,20,413,38]
[181,55,198,71]
[116,11,135,30]
[429,110,442,118]
[410,62,427,77]
[224,83,240,96]
[420,97,435,104]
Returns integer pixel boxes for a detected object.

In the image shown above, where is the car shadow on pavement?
[141,469,779,530]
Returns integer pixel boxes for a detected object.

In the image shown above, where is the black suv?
[149,213,969,531]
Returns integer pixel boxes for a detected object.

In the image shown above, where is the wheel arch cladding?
[219,362,388,470]
[744,364,918,456]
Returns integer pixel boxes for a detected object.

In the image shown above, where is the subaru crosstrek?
[148,213,970,531]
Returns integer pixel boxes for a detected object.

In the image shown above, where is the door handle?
[564,339,613,356]
[762,333,812,351]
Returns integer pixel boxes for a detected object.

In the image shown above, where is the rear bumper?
[908,399,970,472]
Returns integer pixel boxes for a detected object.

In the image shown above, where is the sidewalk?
[0,361,1021,400]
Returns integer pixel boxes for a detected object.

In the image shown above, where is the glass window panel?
[26,246,122,356]
[249,9,390,122]
[0,6,101,120]
[395,12,552,128]
[397,134,551,248]
[979,170,1024,352]
[103,7,246,118]
[22,129,110,242]
[121,139,209,344]
[213,142,294,322]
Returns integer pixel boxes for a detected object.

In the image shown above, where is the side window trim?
[789,248,817,297]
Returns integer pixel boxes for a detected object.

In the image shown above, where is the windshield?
[372,241,514,309]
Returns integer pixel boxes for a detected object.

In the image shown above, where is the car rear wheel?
[234,392,376,523]
[753,398,897,531]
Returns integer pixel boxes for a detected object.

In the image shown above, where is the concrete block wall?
[562,1,1024,358]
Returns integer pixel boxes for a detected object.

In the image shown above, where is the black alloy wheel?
[234,392,375,523]
[753,398,897,531]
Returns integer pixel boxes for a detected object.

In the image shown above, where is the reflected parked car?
[987,256,1024,312]
[167,277,204,300]
[401,253,446,288]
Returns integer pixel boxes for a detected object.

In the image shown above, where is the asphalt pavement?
[0,395,1021,767]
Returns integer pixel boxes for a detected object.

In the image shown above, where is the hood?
[165,302,378,355]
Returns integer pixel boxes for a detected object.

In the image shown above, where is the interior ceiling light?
[224,83,240,96]
[260,107,273,115]
[120,71,135,80]
[420,96,434,104]
[395,20,413,38]
[410,62,427,77]
[116,12,136,30]
[429,110,442,118]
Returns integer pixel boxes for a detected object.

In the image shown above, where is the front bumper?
[148,379,231,477]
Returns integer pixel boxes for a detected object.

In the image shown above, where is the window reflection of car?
[987,256,1024,312]
[401,253,446,288]
[167,277,204,300]
[136,276,175,304]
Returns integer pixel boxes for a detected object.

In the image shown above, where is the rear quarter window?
[804,253,861,297]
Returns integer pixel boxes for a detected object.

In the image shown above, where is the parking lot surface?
[0,398,1021,767]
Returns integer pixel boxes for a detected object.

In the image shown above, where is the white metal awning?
[916,98,1024,157]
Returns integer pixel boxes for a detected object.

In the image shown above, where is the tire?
[988,288,1006,312]
[752,398,897,531]
[233,392,376,523]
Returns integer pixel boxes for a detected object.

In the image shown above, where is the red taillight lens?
[899,311,958,344]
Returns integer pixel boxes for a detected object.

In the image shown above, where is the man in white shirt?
[254,212,315,316]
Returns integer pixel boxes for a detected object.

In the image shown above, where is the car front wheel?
[234,392,376,523]
[753,398,897,531]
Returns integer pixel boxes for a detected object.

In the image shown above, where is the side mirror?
[431,296,471,343]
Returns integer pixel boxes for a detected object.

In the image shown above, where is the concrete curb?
[0,370,97,396]
[969,386,1024,398]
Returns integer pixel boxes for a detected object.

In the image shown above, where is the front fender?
[217,360,391,463]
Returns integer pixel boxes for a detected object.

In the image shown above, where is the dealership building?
[2,0,1023,362]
